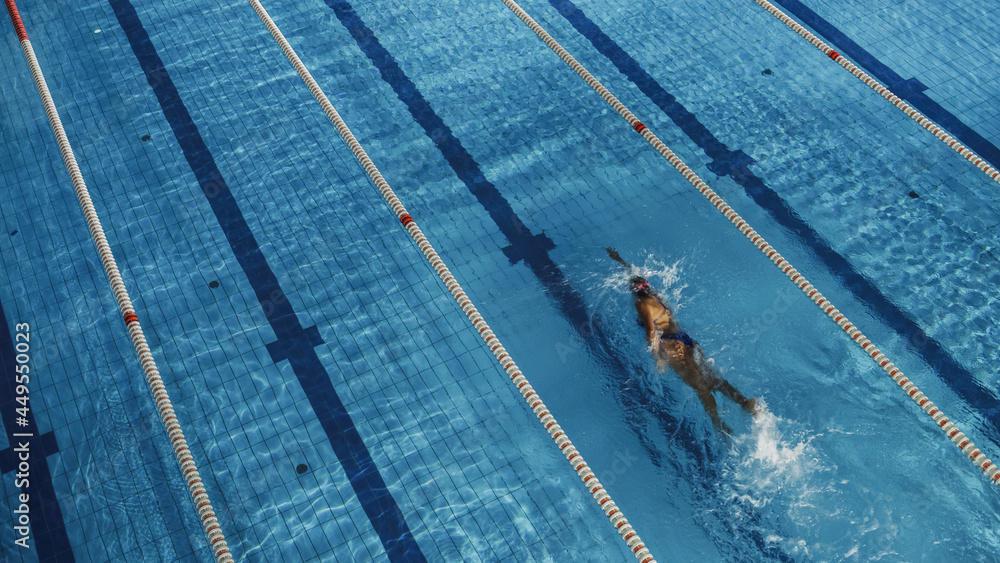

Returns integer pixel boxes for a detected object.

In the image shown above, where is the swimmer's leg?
[675,349,733,434]
[692,345,759,415]
[714,379,759,414]
[696,389,732,435]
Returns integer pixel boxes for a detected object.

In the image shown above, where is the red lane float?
[4,0,27,41]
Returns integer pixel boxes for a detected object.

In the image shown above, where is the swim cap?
[629,276,651,294]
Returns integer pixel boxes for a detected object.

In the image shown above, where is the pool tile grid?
[203,0,1000,560]
[3,0,628,556]
[211,2,640,556]
[812,0,1000,149]
[5,0,1000,560]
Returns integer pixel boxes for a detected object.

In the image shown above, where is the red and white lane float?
[245,0,658,561]
[3,1,234,560]
[753,0,1000,185]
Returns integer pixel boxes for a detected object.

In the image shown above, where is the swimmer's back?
[636,296,677,333]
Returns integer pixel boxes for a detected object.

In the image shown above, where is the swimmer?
[607,247,759,434]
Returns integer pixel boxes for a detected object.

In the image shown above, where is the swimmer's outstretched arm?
[606,247,631,269]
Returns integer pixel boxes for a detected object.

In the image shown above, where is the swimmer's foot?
[744,398,763,416]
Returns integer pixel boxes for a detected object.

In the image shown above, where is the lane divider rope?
[752,0,1000,186]
[496,0,1000,485]
[3,2,235,560]
[245,1,657,561]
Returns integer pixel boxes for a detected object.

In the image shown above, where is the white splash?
[716,403,826,559]
[751,406,807,469]
[600,252,686,307]
[733,402,815,491]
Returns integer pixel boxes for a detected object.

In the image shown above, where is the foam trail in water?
[731,402,815,491]
[717,402,829,559]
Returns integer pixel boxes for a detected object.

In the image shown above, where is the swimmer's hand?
[606,247,630,268]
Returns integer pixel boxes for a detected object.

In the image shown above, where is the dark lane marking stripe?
[323,1,556,266]
[107,1,425,560]
[547,0,1000,432]
[0,302,73,562]
[322,3,800,561]
[769,0,1000,172]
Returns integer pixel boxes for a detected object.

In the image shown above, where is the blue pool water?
[2,0,1000,560]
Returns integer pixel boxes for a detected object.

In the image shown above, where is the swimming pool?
[2,0,999,560]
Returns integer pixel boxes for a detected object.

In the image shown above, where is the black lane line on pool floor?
[769,0,1000,172]
[324,3,797,561]
[108,2,426,561]
[0,301,72,562]
[546,0,1000,430]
